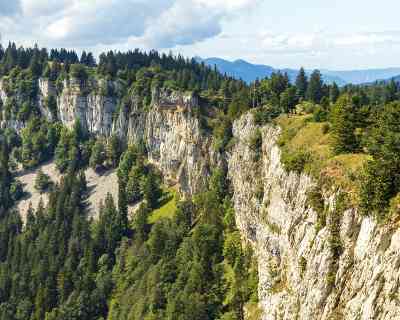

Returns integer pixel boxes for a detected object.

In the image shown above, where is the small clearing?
[15,161,138,222]
[15,161,61,222]
[148,187,179,224]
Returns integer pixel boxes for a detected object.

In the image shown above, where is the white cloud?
[333,31,400,46]
[244,30,400,55]
[0,0,256,49]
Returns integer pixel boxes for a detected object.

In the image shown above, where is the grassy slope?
[148,187,179,224]
[276,114,370,204]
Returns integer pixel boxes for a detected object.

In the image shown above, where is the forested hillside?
[0,42,400,320]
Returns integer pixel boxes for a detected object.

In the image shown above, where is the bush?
[298,256,307,277]
[212,117,232,152]
[296,101,315,114]
[281,149,311,173]
[34,170,53,193]
[249,129,262,158]
[10,180,24,201]
[321,123,330,134]
[312,105,327,122]
[70,64,88,81]
[253,105,281,125]
[359,159,394,220]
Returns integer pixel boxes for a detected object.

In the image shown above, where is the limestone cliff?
[228,113,400,320]
[113,87,216,195]
[0,77,215,195]
[2,75,400,319]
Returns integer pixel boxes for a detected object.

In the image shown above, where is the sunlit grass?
[148,187,178,224]
[277,114,369,202]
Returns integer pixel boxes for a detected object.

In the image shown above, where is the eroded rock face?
[55,78,117,136]
[228,113,400,320]
[36,78,214,195]
[113,88,215,195]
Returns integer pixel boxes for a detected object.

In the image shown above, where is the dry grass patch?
[277,114,369,198]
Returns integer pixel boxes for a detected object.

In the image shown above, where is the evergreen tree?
[29,49,42,78]
[329,82,340,103]
[330,94,359,154]
[90,140,106,171]
[106,135,122,168]
[126,165,143,204]
[295,67,308,100]
[280,86,298,113]
[141,171,162,209]
[306,69,324,103]
[85,52,96,67]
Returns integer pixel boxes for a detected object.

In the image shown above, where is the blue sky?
[0,0,399,70]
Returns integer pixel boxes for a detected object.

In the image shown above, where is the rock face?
[113,87,215,195]
[55,78,117,136]
[3,76,400,319]
[228,113,400,320]
[1,77,214,195]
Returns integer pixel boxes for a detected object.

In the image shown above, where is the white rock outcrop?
[228,113,400,320]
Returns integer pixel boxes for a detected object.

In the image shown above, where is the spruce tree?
[306,69,324,103]
[89,140,106,171]
[141,171,162,209]
[295,67,308,100]
[329,82,340,103]
[330,94,358,154]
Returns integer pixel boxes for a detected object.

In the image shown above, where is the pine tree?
[29,49,42,78]
[126,165,143,204]
[85,52,96,67]
[295,67,308,100]
[329,82,340,103]
[330,95,358,154]
[141,171,162,209]
[80,51,88,65]
[280,86,298,113]
[89,140,106,171]
[306,70,324,103]
[106,135,122,168]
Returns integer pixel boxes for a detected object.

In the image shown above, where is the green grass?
[276,114,370,205]
[148,187,178,224]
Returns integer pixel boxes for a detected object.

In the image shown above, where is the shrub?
[312,105,327,122]
[70,64,88,81]
[253,105,281,125]
[298,256,307,277]
[359,159,394,220]
[321,123,330,134]
[10,180,24,201]
[34,170,53,193]
[249,129,262,160]
[281,149,311,173]
[307,186,325,215]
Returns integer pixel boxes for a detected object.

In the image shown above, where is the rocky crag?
[0,77,216,196]
[1,76,400,319]
[228,113,400,320]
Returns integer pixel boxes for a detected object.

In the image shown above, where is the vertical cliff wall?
[0,77,215,196]
[228,113,400,320]
[113,88,217,195]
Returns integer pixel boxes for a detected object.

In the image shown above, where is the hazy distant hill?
[384,74,400,83]
[323,68,400,85]
[199,57,400,85]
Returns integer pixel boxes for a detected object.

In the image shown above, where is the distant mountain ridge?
[198,57,400,85]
